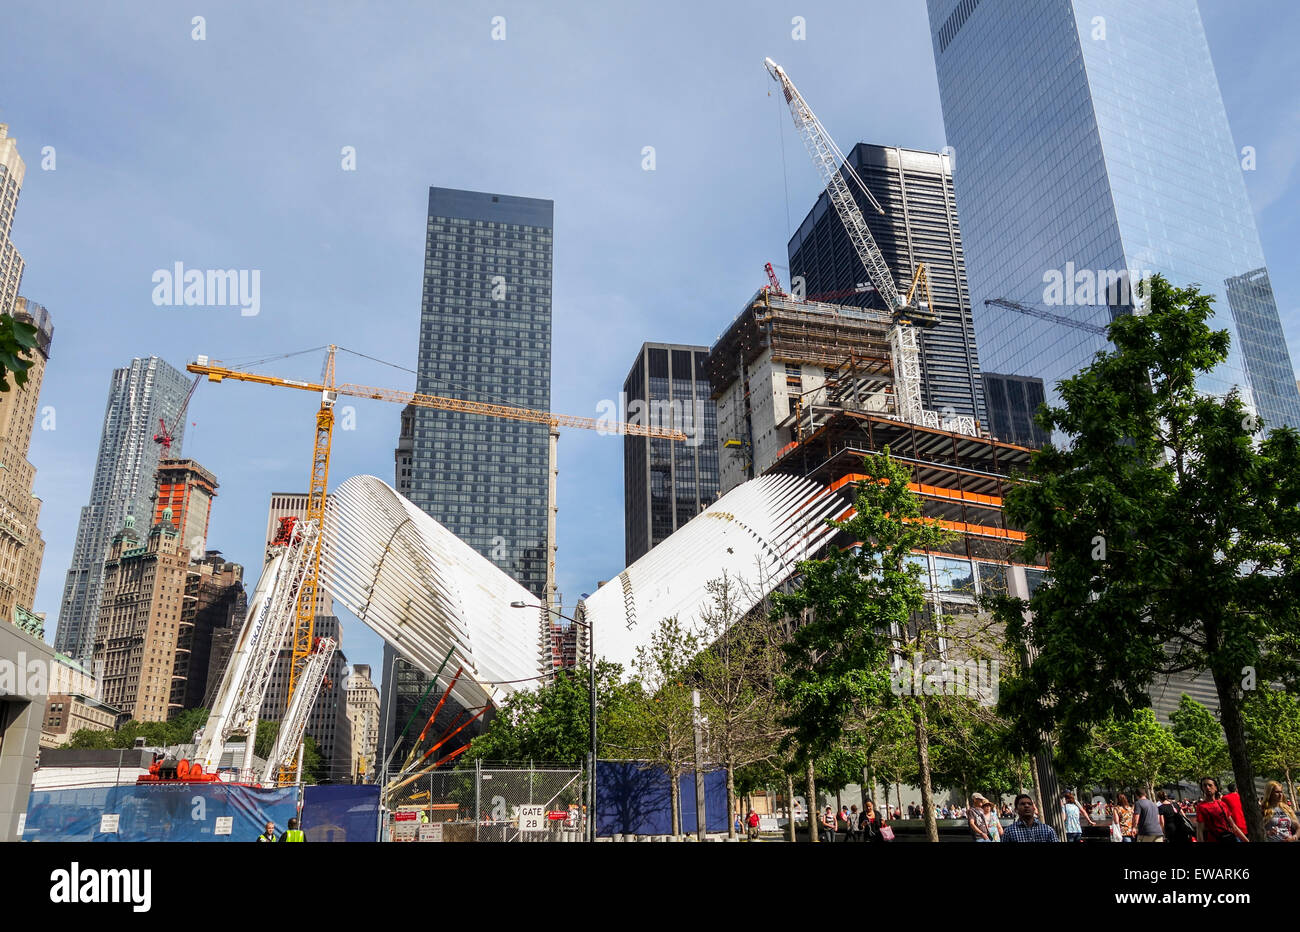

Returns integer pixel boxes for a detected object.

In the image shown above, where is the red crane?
[154,374,202,455]
[764,262,784,295]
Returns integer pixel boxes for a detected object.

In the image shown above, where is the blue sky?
[3,1,1297,683]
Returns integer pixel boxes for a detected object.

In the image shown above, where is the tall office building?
[788,143,987,427]
[380,188,553,769]
[0,124,25,316]
[622,343,719,565]
[0,298,53,630]
[407,187,553,598]
[926,0,1300,430]
[55,357,191,665]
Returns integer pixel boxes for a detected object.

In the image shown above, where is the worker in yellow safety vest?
[279,817,305,842]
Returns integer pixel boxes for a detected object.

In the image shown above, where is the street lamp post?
[511,600,595,842]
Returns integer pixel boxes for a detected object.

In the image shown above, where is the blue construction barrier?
[22,783,298,842]
[301,784,380,842]
[595,761,727,836]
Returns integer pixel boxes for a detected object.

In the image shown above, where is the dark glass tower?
[788,143,987,427]
[381,188,552,770]
[407,187,553,598]
[622,343,719,565]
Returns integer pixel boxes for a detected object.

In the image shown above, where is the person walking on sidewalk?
[1134,788,1164,842]
[747,809,760,841]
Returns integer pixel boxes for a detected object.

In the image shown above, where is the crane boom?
[765,57,903,312]
[984,297,1108,336]
[261,636,337,784]
[188,357,687,440]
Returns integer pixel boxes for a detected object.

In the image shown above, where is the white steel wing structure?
[318,473,842,713]
[575,473,844,670]
[319,475,549,714]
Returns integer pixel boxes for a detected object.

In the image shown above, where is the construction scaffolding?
[706,290,894,397]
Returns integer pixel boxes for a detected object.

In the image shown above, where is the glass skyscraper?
[622,343,719,565]
[926,0,1300,431]
[407,187,553,598]
[55,357,191,666]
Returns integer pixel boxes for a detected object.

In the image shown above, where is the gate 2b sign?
[518,805,546,832]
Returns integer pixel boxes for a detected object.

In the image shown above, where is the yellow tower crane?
[189,345,686,783]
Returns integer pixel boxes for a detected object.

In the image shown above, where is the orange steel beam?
[401,667,464,772]
[827,473,1004,508]
[419,705,491,764]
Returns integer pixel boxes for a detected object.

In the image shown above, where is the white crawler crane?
[191,517,321,781]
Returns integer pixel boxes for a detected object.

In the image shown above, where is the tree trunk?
[1285,765,1295,810]
[1212,664,1264,841]
[860,766,869,811]
[670,769,681,836]
[806,761,819,843]
[786,772,797,843]
[726,756,736,839]
[913,699,938,842]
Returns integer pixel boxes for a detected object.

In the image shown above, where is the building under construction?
[709,289,899,491]
[706,287,1046,619]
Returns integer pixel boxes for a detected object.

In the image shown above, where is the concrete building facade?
[345,663,379,782]
[0,620,53,841]
[0,124,26,317]
[92,510,190,722]
[0,297,53,629]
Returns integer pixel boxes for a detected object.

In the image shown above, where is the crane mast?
[765,58,977,437]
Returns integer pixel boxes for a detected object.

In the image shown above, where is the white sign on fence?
[518,805,546,832]
[100,814,120,834]
[417,823,443,842]
[214,817,233,836]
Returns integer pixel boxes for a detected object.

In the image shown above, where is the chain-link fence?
[384,761,586,842]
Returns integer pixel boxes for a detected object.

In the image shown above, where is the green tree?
[628,615,701,835]
[1089,709,1191,799]
[1242,687,1300,805]
[1169,694,1230,783]
[994,275,1300,841]
[773,449,949,841]
[690,572,787,838]
[464,660,641,765]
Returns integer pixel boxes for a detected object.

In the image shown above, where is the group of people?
[257,818,304,842]
[819,802,892,842]
[1058,778,1298,842]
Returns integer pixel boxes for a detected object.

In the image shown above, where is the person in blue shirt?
[1003,794,1059,843]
